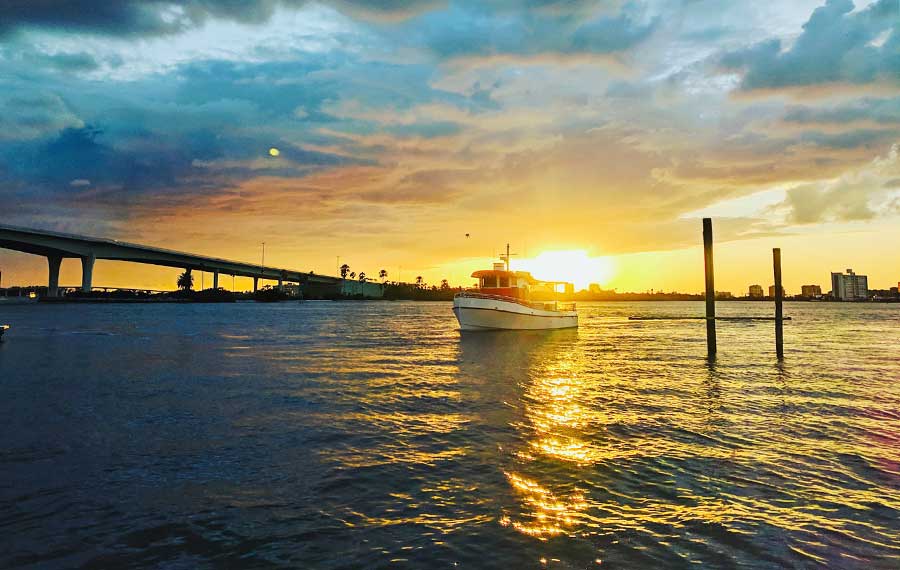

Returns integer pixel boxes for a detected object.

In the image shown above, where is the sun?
[268,147,280,157]
[513,250,615,291]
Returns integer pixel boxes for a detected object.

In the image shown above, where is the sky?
[0,0,898,293]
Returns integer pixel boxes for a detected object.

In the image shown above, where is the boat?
[0,325,8,340]
[453,245,578,331]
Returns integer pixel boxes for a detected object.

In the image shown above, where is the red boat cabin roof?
[471,269,536,282]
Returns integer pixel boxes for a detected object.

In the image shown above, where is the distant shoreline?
[2,296,897,305]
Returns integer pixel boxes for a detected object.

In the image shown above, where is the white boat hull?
[453,296,577,331]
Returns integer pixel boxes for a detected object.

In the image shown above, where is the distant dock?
[628,316,791,321]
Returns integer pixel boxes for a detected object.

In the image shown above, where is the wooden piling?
[703,218,716,357]
[773,248,784,358]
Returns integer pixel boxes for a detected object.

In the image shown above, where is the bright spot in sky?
[268,147,280,157]
[513,250,615,290]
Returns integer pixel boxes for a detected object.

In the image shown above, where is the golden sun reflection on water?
[523,344,600,467]
[501,336,598,539]
[500,472,587,539]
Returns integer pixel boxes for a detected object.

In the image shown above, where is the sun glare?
[513,250,615,291]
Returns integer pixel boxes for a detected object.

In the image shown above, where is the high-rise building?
[748,284,764,298]
[801,284,822,297]
[768,285,785,298]
[830,269,868,301]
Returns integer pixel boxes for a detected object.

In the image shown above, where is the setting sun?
[513,250,615,291]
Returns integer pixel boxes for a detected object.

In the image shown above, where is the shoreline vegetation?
[1,284,898,303]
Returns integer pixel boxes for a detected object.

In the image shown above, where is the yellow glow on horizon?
[513,250,614,290]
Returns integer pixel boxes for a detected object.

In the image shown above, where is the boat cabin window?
[479,274,512,288]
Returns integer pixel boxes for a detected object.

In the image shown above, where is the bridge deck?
[0,224,341,285]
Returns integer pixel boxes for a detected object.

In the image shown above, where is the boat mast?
[499,243,517,273]
[500,243,518,271]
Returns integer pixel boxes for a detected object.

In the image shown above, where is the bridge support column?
[253,277,259,292]
[213,271,219,290]
[278,277,283,291]
[47,255,62,297]
[81,253,95,293]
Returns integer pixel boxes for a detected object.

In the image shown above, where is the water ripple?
[0,301,898,568]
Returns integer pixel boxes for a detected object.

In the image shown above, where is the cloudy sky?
[1,0,898,292]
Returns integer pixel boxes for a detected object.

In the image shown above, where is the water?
[1,301,898,569]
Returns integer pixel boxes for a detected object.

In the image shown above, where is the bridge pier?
[81,253,95,292]
[47,255,62,297]
[278,277,283,291]
[253,277,259,292]
[213,271,219,290]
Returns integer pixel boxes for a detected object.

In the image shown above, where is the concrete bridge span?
[0,224,342,296]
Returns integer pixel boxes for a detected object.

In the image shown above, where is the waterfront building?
[831,269,868,301]
[715,291,733,299]
[748,284,764,298]
[768,285,785,298]
[801,284,822,298]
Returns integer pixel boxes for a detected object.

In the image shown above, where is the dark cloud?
[5,125,201,194]
[0,1,193,38]
[0,89,83,139]
[570,8,656,53]
[797,128,898,150]
[28,51,99,72]
[721,0,899,90]
[0,1,439,38]
[1,0,659,60]
[402,1,657,58]
[0,48,463,214]
[784,98,900,125]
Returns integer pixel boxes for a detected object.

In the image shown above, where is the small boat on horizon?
[453,245,578,331]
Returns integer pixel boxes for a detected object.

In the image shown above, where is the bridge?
[0,224,343,296]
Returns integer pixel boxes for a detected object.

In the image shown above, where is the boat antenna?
[500,243,518,271]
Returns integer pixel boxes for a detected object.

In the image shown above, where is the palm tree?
[379,269,387,283]
[415,276,424,288]
[340,264,350,279]
[358,272,366,282]
[177,270,194,291]
[440,279,449,290]
[350,271,356,279]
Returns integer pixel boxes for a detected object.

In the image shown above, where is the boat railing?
[455,291,576,312]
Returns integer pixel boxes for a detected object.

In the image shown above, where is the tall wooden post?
[773,248,784,358]
[703,218,716,357]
